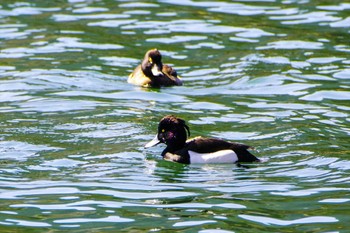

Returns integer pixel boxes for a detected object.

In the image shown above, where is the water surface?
[0,0,349,232]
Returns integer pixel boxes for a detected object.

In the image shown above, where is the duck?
[145,115,260,164]
[128,49,183,87]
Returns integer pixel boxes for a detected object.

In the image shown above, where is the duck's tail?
[230,143,260,162]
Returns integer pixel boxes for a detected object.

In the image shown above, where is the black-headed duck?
[128,49,182,87]
[145,115,260,164]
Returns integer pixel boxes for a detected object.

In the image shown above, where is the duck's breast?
[188,149,238,164]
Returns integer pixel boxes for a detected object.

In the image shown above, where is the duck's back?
[185,137,249,152]
[128,65,152,87]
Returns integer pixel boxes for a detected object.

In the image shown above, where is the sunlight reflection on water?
[0,0,349,232]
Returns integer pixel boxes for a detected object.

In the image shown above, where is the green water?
[1,0,350,232]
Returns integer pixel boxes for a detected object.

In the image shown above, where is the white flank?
[151,65,163,76]
[188,149,238,164]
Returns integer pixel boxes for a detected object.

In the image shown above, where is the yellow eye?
[161,129,165,133]
[148,57,153,63]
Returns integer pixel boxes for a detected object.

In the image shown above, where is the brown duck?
[128,49,182,87]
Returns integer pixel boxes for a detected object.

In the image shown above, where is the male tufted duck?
[128,49,182,87]
[145,115,260,164]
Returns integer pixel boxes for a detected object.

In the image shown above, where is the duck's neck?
[162,140,186,156]
[141,63,152,77]
[141,61,163,78]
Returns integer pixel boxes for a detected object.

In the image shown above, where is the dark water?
[1,0,350,232]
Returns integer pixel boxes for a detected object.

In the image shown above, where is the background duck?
[128,49,182,87]
[145,115,260,164]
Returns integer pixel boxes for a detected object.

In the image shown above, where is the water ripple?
[270,11,341,25]
[257,40,324,50]
[54,215,134,224]
[52,13,129,22]
[1,0,350,231]
[0,141,61,162]
[239,214,338,226]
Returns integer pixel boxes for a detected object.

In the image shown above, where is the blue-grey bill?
[145,134,161,148]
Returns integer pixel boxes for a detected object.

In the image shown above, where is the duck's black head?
[145,115,190,150]
[141,49,163,78]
